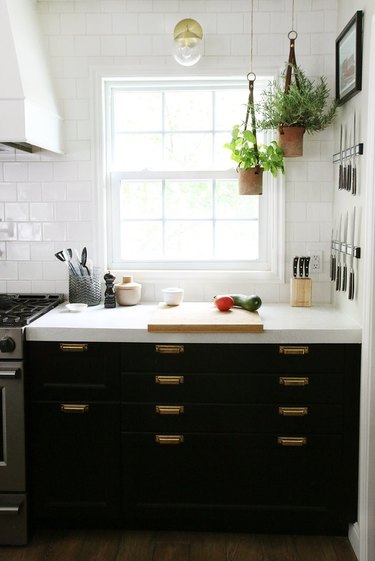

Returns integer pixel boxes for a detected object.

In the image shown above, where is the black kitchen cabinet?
[26,340,360,535]
[26,342,121,527]
[121,343,360,535]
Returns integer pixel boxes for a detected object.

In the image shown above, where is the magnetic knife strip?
[330,242,361,259]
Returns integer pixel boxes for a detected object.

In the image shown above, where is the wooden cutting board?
[148,302,264,333]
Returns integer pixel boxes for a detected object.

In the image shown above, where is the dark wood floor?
[0,530,358,561]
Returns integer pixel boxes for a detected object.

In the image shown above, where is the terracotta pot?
[238,166,263,195]
[277,126,305,157]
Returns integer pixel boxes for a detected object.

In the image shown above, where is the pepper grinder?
[104,271,116,308]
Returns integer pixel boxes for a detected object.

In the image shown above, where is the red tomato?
[214,295,234,312]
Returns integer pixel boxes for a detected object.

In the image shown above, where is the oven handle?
[0,370,18,378]
[0,504,21,514]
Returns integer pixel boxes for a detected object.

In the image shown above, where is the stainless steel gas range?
[0,294,62,545]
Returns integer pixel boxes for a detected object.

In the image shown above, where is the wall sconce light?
[173,18,203,66]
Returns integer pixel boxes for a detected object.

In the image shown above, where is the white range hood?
[0,0,63,153]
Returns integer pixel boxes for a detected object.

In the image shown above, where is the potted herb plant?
[224,124,285,195]
[256,65,337,157]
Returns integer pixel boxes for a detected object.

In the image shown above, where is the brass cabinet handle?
[59,343,88,352]
[279,407,308,417]
[155,344,184,354]
[279,376,309,386]
[60,404,89,413]
[278,436,307,447]
[155,405,184,415]
[155,375,184,385]
[155,435,184,445]
[279,346,309,355]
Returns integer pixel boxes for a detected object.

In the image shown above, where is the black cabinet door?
[29,401,121,526]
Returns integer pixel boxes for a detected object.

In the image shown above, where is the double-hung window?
[104,77,284,277]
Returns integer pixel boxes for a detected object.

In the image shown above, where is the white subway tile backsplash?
[17,183,42,201]
[0,0,338,300]
[30,203,55,222]
[0,184,17,201]
[6,242,30,261]
[3,163,28,182]
[5,203,29,221]
[0,262,18,279]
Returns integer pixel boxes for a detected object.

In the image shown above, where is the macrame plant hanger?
[238,0,263,195]
[279,0,305,156]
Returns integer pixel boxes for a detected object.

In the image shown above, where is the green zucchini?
[229,294,262,312]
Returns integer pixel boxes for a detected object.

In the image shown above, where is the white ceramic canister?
[115,275,142,306]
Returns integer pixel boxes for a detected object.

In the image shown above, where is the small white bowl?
[66,303,88,313]
[162,287,184,306]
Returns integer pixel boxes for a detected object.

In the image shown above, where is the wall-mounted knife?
[348,207,356,300]
[338,125,343,190]
[346,129,352,192]
[352,112,357,195]
[342,211,348,291]
[330,227,336,281]
[336,214,342,291]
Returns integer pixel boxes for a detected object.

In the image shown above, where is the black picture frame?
[335,11,363,105]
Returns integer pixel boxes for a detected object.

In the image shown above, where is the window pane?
[165,181,212,219]
[113,91,162,132]
[120,181,162,218]
[215,221,258,259]
[215,90,248,130]
[120,221,163,259]
[215,181,258,219]
[164,133,212,169]
[113,134,162,170]
[165,221,213,259]
[164,91,212,131]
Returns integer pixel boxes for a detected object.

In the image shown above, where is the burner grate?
[0,295,63,327]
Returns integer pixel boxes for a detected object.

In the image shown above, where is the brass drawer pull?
[59,343,88,352]
[155,375,184,385]
[155,344,184,354]
[279,407,308,417]
[155,435,184,445]
[155,405,184,415]
[60,404,89,413]
[279,346,309,355]
[279,376,309,386]
[278,436,307,447]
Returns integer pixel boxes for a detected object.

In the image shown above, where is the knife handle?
[339,164,343,190]
[304,257,310,278]
[331,255,336,281]
[352,167,357,195]
[293,256,298,278]
[348,270,354,300]
[342,265,347,292]
[336,265,341,291]
[299,257,305,277]
[347,164,352,191]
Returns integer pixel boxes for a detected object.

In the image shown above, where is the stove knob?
[0,336,16,353]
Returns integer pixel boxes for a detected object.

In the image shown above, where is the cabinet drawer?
[122,432,348,510]
[122,372,343,403]
[28,342,120,401]
[121,403,343,433]
[121,343,347,373]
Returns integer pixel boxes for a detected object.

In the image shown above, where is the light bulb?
[173,19,203,67]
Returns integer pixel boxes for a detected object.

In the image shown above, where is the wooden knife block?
[290,278,312,307]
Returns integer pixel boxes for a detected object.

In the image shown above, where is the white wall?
[0,0,337,302]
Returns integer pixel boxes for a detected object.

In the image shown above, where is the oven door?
[0,362,25,491]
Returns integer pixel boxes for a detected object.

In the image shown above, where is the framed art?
[335,10,363,105]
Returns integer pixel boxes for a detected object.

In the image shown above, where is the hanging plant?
[256,30,337,157]
[224,125,284,195]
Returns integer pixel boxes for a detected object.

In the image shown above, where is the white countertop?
[25,303,362,344]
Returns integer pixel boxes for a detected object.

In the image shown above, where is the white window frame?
[92,68,285,284]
